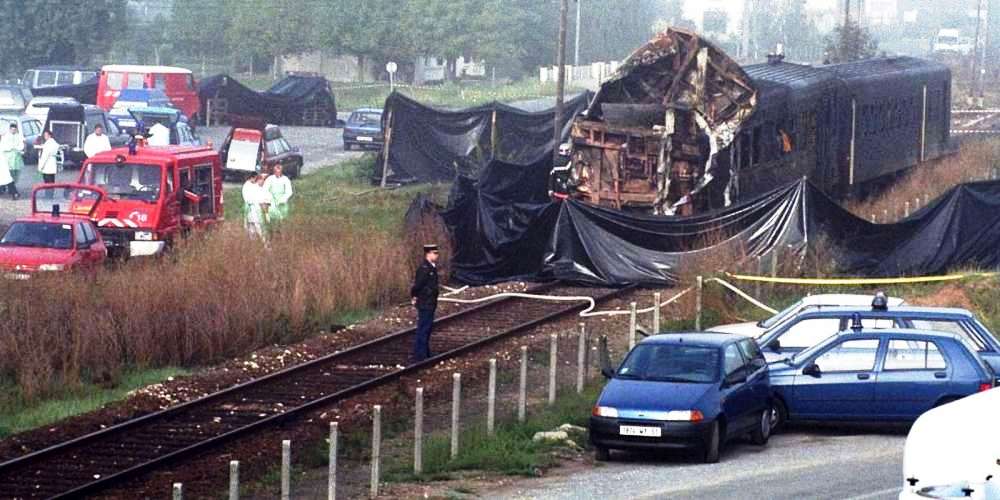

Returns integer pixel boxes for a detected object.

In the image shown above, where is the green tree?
[225,0,318,79]
[171,0,230,71]
[319,0,412,81]
[824,20,879,64]
[0,0,125,76]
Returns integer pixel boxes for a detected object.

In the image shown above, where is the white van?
[22,66,98,89]
[899,388,1000,499]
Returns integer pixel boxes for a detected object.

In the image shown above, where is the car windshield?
[1,222,72,250]
[616,343,720,383]
[760,299,803,329]
[350,112,381,126]
[84,163,162,201]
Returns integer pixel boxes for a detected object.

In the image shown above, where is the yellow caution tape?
[724,272,999,286]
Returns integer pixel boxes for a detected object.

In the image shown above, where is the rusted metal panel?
[567,28,757,214]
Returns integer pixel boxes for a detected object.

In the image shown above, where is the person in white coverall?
[37,130,60,197]
[83,124,112,158]
[242,173,268,239]
[0,122,24,199]
[147,122,170,146]
[263,164,292,222]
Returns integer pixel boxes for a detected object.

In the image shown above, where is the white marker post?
[451,374,462,459]
[487,360,497,436]
[628,302,637,350]
[229,461,239,500]
[549,334,558,405]
[173,483,183,500]
[371,405,382,498]
[329,422,338,500]
[652,292,661,333]
[518,346,528,422]
[414,388,424,475]
[577,324,587,393]
[281,440,291,500]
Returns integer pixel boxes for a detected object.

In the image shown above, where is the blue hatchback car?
[769,327,996,429]
[343,108,383,150]
[590,333,772,463]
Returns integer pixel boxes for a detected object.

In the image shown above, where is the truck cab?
[78,144,223,258]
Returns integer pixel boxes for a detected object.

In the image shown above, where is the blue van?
[591,333,772,463]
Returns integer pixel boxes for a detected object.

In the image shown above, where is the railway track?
[0,283,629,499]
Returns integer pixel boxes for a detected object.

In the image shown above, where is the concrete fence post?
[883,208,888,222]
[487,359,497,436]
[905,201,910,218]
[754,257,762,299]
[628,302,637,350]
[518,346,528,422]
[914,197,921,211]
[451,373,462,459]
[924,193,930,206]
[577,323,586,393]
[870,213,876,224]
[695,276,704,331]
[770,251,778,291]
[414,388,424,474]
[652,292,661,333]
[329,422,338,500]
[173,482,183,500]
[229,461,239,500]
[281,440,291,500]
[548,334,558,405]
[370,405,382,498]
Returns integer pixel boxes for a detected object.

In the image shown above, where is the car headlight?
[663,410,704,422]
[38,264,65,271]
[591,406,618,418]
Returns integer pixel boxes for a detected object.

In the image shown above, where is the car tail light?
[592,406,618,418]
[664,410,704,422]
[979,383,992,393]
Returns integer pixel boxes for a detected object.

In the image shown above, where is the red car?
[0,184,107,279]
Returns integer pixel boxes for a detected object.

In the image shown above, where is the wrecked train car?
[565,28,951,214]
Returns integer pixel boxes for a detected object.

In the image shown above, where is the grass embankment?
[334,80,584,111]
[0,155,445,430]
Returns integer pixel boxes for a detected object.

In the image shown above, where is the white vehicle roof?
[902,389,1000,490]
[28,97,78,106]
[101,65,192,75]
[795,293,904,307]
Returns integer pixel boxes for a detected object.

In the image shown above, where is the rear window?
[106,72,125,91]
[884,340,947,370]
[350,112,382,126]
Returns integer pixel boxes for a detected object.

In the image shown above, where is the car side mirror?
[724,369,748,387]
[598,335,615,379]
[802,363,822,377]
[751,357,767,371]
[767,338,782,352]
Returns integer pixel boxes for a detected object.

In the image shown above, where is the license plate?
[619,425,661,437]
[357,136,373,142]
[4,273,30,281]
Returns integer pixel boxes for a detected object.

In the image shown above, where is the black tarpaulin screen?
[378,91,592,183]
[443,161,1000,286]
[197,74,337,125]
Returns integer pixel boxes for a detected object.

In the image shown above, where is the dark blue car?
[343,108,383,150]
[769,327,995,429]
[591,333,772,463]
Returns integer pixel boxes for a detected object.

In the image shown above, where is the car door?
[720,343,756,437]
[791,337,882,419]
[874,338,951,420]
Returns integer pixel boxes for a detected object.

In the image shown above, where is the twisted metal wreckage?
[567,28,757,215]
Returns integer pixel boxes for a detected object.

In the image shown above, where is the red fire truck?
[77,144,223,258]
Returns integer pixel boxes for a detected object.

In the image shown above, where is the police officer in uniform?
[410,244,440,362]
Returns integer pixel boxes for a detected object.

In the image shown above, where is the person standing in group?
[37,130,60,192]
[410,244,440,363]
[0,123,24,199]
[241,173,267,240]
[83,124,112,159]
[263,164,292,222]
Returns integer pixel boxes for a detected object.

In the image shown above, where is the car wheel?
[750,406,771,445]
[594,446,611,462]
[771,399,788,433]
[703,421,721,464]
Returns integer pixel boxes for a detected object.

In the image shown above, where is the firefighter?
[264,164,293,222]
[410,244,440,363]
[548,142,574,199]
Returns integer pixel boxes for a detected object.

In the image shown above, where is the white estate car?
[24,96,78,124]
[899,388,1000,499]
[711,293,905,338]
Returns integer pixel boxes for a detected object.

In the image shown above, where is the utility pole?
[574,0,582,66]
[972,0,989,106]
[741,0,753,60]
[553,0,569,165]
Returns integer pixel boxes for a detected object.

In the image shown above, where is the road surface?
[489,424,906,500]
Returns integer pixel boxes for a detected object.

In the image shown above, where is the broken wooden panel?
[570,27,757,214]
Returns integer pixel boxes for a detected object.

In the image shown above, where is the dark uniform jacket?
[410,260,439,311]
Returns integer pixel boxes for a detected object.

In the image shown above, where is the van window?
[127,73,145,89]
[56,72,74,86]
[81,71,97,83]
[154,74,167,90]
[107,72,125,91]
[37,71,58,87]
[23,70,36,87]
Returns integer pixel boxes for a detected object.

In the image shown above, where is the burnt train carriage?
[566,29,952,215]
[728,57,951,203]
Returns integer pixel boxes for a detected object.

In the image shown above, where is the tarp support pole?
[849,98,856,187]
[920,84,927,163]
[381,109,394,188]
[491,109,498,158]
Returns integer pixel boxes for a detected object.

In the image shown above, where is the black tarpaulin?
[197,74,337,125]
[443,162,1000,286]
[30,79,98,105]
[378,91,591,184]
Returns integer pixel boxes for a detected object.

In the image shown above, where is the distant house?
[413,56,485,85]
[281,51,375,83]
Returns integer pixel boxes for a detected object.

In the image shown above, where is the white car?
[711,293,905,338]
[899,388,1000,499]
[24,96,78,124]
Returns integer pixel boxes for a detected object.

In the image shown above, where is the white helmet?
[558,142,572,156]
